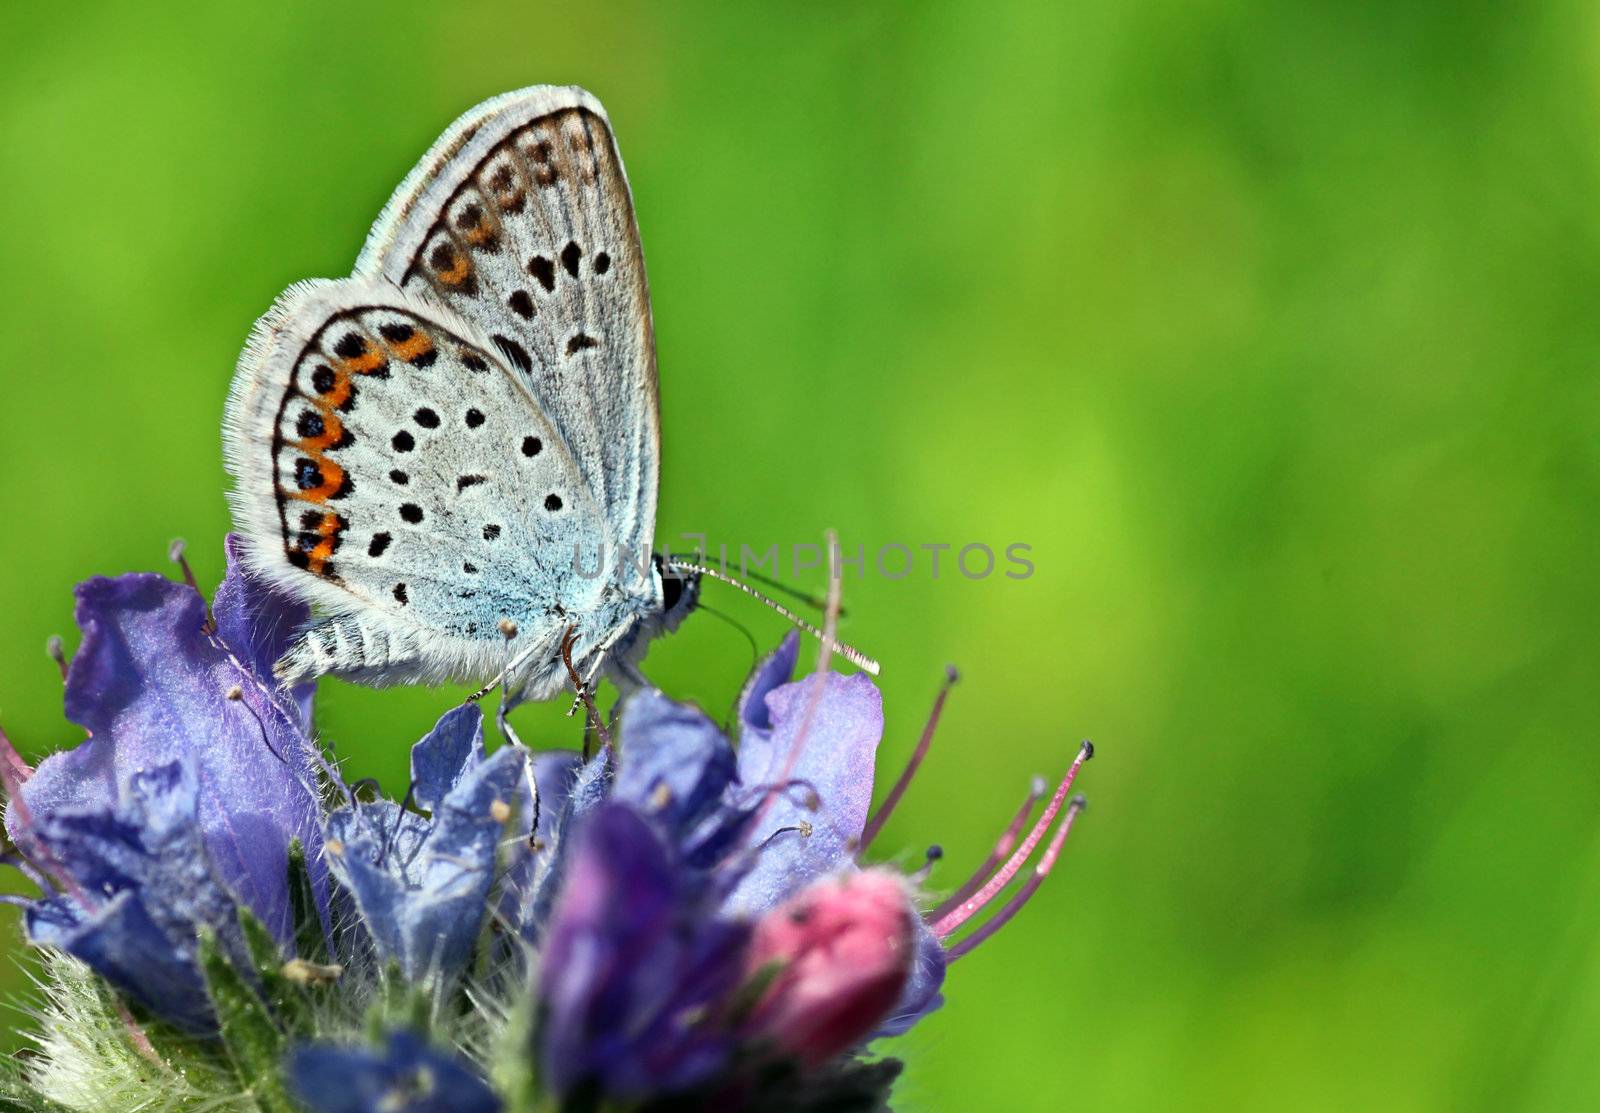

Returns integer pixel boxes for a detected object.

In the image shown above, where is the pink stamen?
[858,665,959,854]
[0,724,92,909]
[945,794,1086,960]
[931,740,1092,939]
[0,723,35,800]
[748,533,845,834]
[929,774,1047,923]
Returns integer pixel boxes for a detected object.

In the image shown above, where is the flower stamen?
[168,538,215,635]
[930,774,1048,922]
[930,740,1093,939]
[45,636,67,681]
[859,665,959,854]
[945,794,1087,961]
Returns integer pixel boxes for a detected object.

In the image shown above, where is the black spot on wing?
[528,255,556,293]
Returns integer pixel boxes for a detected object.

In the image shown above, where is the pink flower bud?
[743,868,917,1066]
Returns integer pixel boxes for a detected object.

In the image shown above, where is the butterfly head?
[653,551,701,633]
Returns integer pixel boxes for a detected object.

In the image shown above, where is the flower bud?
[743,868,917,1066]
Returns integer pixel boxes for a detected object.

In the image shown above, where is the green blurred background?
[3,2,1598,1109]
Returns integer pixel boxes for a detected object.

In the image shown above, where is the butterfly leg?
[559,626,611,747]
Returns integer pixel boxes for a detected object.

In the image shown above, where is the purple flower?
[1,537,326,1027]
[724,635,882,917]
[22,761,252,1032]
[287,1030,500,1113]
[538,803,749,1100]
[723,633,1096,1038]
[500,743,613,943]
[323,703,524,983]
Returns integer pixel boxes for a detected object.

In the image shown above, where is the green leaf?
[197,926,296,1113]
[236,906,318,1038]
[489,985,540,1113]
[287,838,329,964]
[367,962,431,1044]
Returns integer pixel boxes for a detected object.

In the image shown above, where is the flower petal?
[408,703,485,813]
[724,673,883,917]
[539,803,748,1099]
[873,916,948,1037]
[212,533,314,730]
[22,762,251,1031]
[287,1030,501,1113]
[737,631,801,740]
[13,551,322,945]
[325,742,523,982]
[614,690,737,836]
[511,745,613,942]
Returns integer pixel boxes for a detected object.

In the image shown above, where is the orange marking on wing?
[342,350,387,374]
[306,512,342,574]
[312,370,353,411]
[292,455,347,504]
[389,332,435,363]
[464,220,495,246]
[438,254,472,287]
[296,410,346,453]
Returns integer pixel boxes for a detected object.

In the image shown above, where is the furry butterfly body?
[224,86,694,702]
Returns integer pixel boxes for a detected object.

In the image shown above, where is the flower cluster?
[0,539,1093,1112]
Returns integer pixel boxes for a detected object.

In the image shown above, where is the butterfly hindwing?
[224,279,610,687]
[355,86,659,565]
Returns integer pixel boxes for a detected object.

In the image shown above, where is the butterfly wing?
[355,86,659,565]
[223,278,611,690]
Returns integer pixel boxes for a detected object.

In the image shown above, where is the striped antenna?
[665,557,880,675]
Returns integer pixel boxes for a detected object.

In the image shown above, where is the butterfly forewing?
[357,87,659,563]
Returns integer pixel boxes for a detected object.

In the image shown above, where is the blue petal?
[614,690,737,836]
[512,745,613,942]
[287,1031,501,1113]
[325,746,524,982]
[539,803,747,1100]
[213,533,314,731]
[12,550,323,945]
[737,632,800,739]
[409,704,485,813]
[23,762,252,1031]
[723,672,884,917]
[874,916,948,1036]
[27,892,215,1033]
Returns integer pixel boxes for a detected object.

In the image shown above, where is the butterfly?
[223,85,700,705]
[225,85,876,706]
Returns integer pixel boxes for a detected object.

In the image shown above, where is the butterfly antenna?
[665,558,880,675]
[664,552,837,614]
